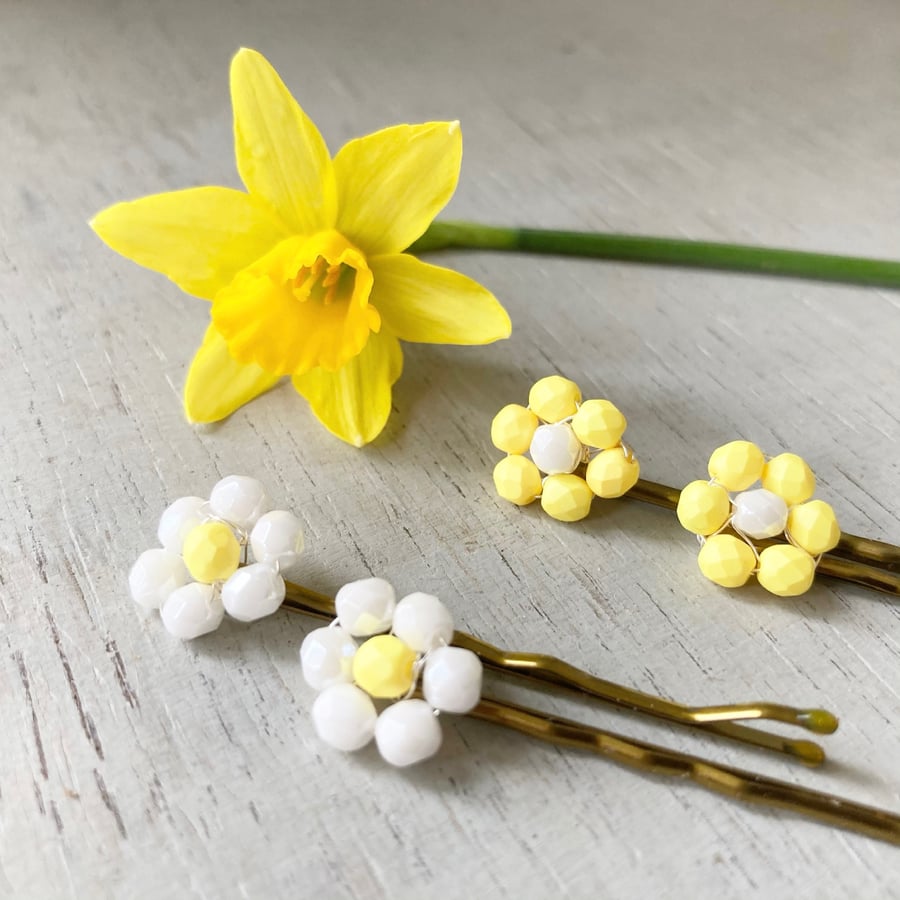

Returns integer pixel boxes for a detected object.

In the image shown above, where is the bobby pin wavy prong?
[131,475,900,847]
[282,580,900,847]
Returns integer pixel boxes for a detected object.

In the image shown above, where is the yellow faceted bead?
[491,404,539,454]
[762,453,815,505]
[540,474,593,522]
[571,399,627,450]
[787,500,841,555]
[493,455,542,506]
[707,440,765,492]
[756,544,817,597]
[528,375,581,423]
[676,480,731,536]
[352,634,417,699]
[697,534,757,588]
[182,521,241,584]
[585,447,640,498]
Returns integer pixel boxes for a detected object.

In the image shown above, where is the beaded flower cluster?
[676,442,840,596]
[490,375,640,522]
[301,578,483,767]
[129,475,304,638]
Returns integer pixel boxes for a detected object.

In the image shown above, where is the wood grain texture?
[2,0,900,896]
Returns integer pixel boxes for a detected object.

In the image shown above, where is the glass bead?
[787,500,841,556]
[707,441,765,492]
[250,509,305,570]
[311,683,377,752]
[676,480,731,536]
[585,447,640,498]
[493,455,542,506]
[491,404,539,455]
[129,548,190,610]
[159,582,224,639]
[571,399,626,450]
[762,453,815,505]
[209,475,272,530]
[352,634,417,699]
[392,592,454,652]
[335,577,396,636]
[756,544,817,597]
[157,496,207,555]
[527,375,581,423]
[529,423,583,475]
[697,534,757,588]
[300,626,358,691]
[374,699,442,767]
[221,562,285,622]
[422,646,483,714]
[731,489,789,540]
[182,521,241,584]
[540,474,593,522]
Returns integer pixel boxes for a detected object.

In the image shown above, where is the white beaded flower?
[128,475,304,638]
[301,578,483,767]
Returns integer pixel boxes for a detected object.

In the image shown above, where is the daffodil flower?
[91,48,511,446]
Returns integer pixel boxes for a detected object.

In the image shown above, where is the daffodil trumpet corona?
[282,579,900,847]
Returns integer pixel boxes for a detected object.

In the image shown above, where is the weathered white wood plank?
[2,0,900,897]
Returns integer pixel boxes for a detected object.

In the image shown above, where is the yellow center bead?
[756,544,817,597]
[493,454,543,506]
[352,634,417,699]
[762,453,815,505]
[540,474,593,522]
[787,500,841,556]
[707,440,765,492]
[697,534,757,588]
[182,521,241,584]
[676,480,731,536]
[585,447,640,499]
[571,399,627,450]
[528,375,581,423]
[491,404,539,455]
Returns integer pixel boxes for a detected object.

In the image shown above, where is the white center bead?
[732,488,789,540]
[529,423,583,475]
[250,510,305,570]
[159,582,225,639]
[129,548,190,610]
[157,496,208,554]
[422,646,483,714]
[311,683,377,752]
[392,592,454,652]
[374,699,443,767]
[300,626,358,690]
[209,475,272,531]
[221,563,285,622]
[335,577,396,637]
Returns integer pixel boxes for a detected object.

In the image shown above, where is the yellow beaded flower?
[676,441,841,596]
[490,375,639,522]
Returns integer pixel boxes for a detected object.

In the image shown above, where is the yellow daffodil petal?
[292,330,402,447]
[212,232,379,376]
[90,187,288,300]
[184,325,282,423]
[333,122,462,256]
[369,253,511,344]
[231,48,337,235]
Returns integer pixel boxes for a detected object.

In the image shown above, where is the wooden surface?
[3,0,900,897]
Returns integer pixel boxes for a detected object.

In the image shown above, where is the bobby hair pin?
[130,475,900,847]
[491,375,900,599]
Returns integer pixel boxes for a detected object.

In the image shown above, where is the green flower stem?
[411,221,900,288]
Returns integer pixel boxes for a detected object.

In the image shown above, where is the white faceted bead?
[529,423,583,475]
[250,510,304,569]
[392,592,454,652]
[157,496,207,554]
[732,488,789,540]
[159,583,224,639]
[423,647,483,714]
[129,548,190,610]
[375,699,443,767]
[335,577,396,637]
[311,683,377,752]
[221,563,285,622]
[300,626,358,690]
[209,475,272,530]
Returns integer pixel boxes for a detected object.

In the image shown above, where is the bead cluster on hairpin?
[129,476,303,638]
[491,375,640,522]
[676,442,840,596]
[301,578,483,767]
